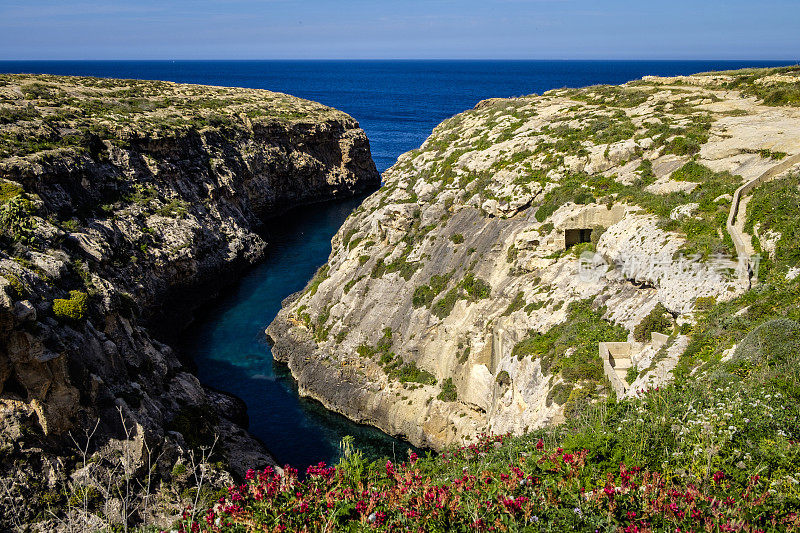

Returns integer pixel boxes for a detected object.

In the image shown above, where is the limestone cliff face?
[0,74,378,524]
[268,67,800,451]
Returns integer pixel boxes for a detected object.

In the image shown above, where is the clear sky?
[1,0,798,60]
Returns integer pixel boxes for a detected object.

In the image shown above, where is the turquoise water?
[179,196,415,468]
[5,59,792,469]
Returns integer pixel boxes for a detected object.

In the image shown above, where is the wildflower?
[536,438,544,451]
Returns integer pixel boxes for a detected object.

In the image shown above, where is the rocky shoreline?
[267,67,800,451]
[0,74,379,528]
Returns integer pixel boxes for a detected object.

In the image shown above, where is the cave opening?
[565,228,593,249]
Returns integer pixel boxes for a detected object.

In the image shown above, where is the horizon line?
[1,58,798,63]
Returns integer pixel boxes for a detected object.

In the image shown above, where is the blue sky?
[1,0,798,60]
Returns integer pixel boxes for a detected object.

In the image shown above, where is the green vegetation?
[745,172,800,271]
[724,65,800,106]
[360,328,437,386]
[52,290,88,322]
[357,327,393,360]
[207,351,800,532]
[546,381,573,406]
[502,291,525,316]
[567,84,653,108]
[0,181,23,204]
[392,361,437,385]
[684,278,800,369]
[168,404,220,451]
[460,272,491,300]
[430,273,491,319]
[0,195,36,244]
[511,300,627,396]
[412,273,451,308]
[437,377,457,402]
[633,303,673,342]
[306,264,330,297]
[370,248,420,281]
[431,288,460,319]
[495,370,510,386]
[533,162,739,258]
[449,233,464,244]
[0,73,334,160]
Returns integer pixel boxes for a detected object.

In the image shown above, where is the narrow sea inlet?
[178,196,414,469]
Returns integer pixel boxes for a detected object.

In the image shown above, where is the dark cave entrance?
[565,228,593,249]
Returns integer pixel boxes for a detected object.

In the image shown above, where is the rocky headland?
[268,66,800,450]
[0,74,379,528]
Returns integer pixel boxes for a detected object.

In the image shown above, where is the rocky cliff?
[268,66,800,450]
[0,74,379,527]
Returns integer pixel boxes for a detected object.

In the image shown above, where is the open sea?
[0,59,790,469]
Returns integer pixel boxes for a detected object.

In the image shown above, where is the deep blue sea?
[0,60,791,469]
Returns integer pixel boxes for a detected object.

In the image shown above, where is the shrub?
[546,382,573,406]
[511,300,626,385]
[730,318,800,368]
[506,243,518,263]
[376,327,393,353]
[633,303,673,342]
[0,195,36,244]
[306,264,330,296]
[437,378,457,402]
[450,233,464,244]
[495,370,511,387]
[460,272,490,301]
[412,274,450,308]
[745,173,800,269]
[0,181,23,204]
[168,404,219,450]
[502,291,525,316]
[394,361,436,385]
[52,290,88,322]
[431,288,459,319]
[625,365,639,384]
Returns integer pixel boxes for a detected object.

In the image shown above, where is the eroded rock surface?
[0,74,379,527]
[268,67,800,450]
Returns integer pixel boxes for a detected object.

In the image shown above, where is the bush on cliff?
[633,303,673,342]
[437,377,457,402]
[52,290,88,322]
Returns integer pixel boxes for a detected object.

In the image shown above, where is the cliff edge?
[0,74,379,528]
[268,66,800,450]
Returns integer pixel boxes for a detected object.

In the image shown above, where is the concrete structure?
[599,332,671,396]
[553,204,626,250]
[599,341,633,397]
[564,228,593,249]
